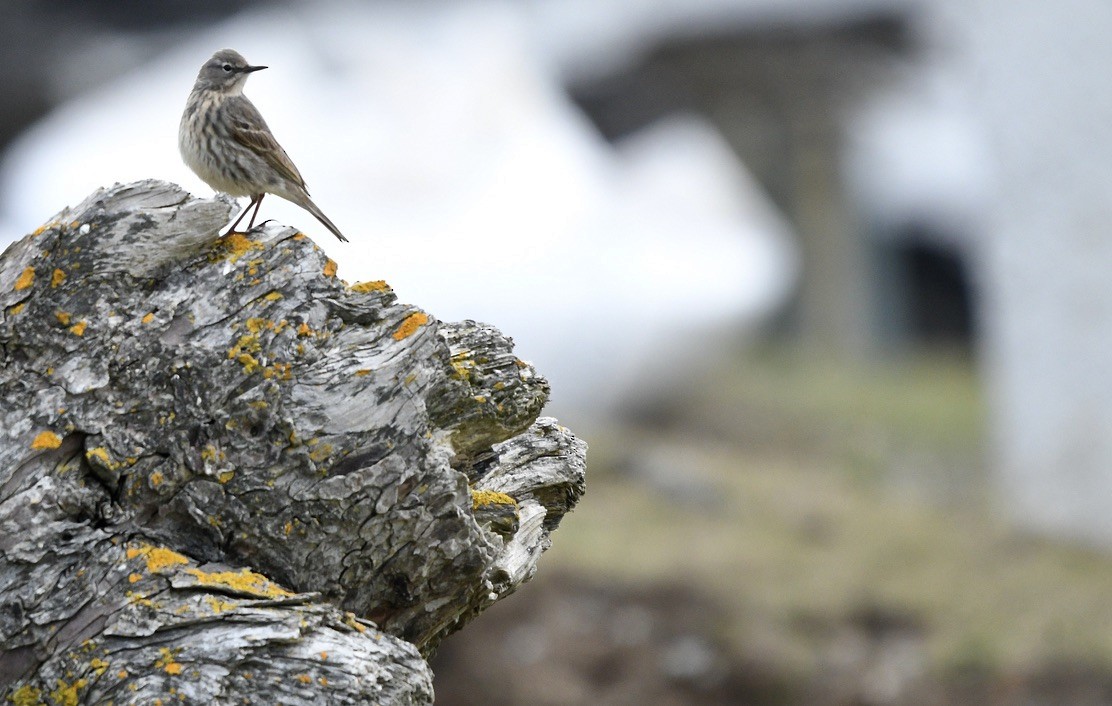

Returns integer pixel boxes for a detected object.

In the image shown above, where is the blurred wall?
[949,0,1112,543]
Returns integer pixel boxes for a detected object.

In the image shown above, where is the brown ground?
[431,346,1112,705]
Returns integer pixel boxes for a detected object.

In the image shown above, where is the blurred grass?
[543,345,1112,681]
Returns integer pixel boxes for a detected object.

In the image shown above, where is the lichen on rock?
[0,180,586,705]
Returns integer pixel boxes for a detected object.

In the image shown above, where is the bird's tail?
[290,192,349,243]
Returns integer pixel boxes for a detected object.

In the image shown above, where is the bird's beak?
[244,65,268,73]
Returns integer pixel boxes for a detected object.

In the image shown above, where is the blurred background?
[3,0,1112,703]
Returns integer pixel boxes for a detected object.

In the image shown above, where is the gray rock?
[0,180,586,705]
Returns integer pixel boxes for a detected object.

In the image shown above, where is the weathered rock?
[0,180,586,705]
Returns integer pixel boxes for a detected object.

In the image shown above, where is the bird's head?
[193,49,267,94]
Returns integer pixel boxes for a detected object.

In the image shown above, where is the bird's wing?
[227,99,309,192]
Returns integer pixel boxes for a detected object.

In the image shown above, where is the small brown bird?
[179,49,348,242]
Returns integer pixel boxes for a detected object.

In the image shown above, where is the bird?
[179,49,348,242]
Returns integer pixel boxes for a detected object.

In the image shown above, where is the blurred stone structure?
[568,8,975,353]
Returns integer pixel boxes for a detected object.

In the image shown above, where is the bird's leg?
[245,194,266,231]
[225,195,259,235]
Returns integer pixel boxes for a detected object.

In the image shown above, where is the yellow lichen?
[354,369,372,377]
[204,595,238,614]
[236,353,261,374]
[245,317,273,334]
[69,321,87,337]
[13,267,34,291]
[184,567,292,598]
[9,684,41,706]
[228,334,261,358]
[200,445,224,462]
[263,291,283,302]
[308,443,333,463]
[88,658,109,677]
[350,280,389,293]
[471,488,517,510]
[392,312,429,340]
[141,312,154,325]
[217,470,235,484]
[31,431,62,450]
[263,362,292,380]
[323,259,338,278]
[296,674,312,685]
[51,269,66,287]
[8,302,25,316]
[49,678,87,706]
[55,311,71,326]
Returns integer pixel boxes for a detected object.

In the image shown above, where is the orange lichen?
[296,322,313,337]
[51,268,66,287]
[323,259,338,278]
[343,613,367,633]
[184,567,292,598]
[354,369,372,377]
[149,470,164,486]
[155,648,182,675]
[127,543,189,575]
[214,232,262,263]
[84,446,112,469]
[141,312,155,324]
[296,674,312,685]
[55,311,71,326]
[13,267,34,291]
[392,312,429,341]
[69,321,87,336]
[8,302,25,316]
[350,280,388,293]
[128,573,142,584]
[31,431,62,450]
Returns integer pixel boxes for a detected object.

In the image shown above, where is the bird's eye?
[222,64,232,72]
